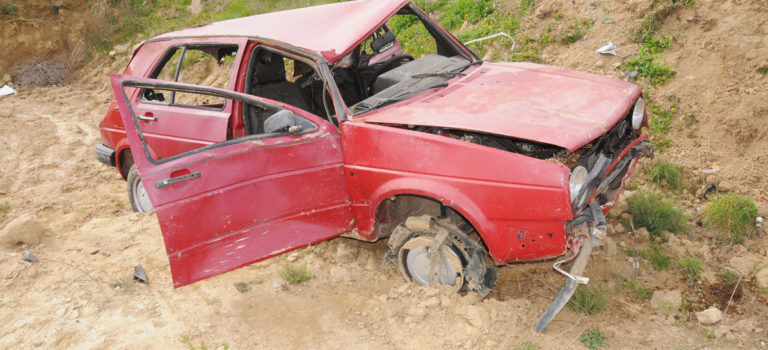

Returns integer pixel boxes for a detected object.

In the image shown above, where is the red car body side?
[99,0,650,288]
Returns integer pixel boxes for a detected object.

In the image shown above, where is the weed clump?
[758,65,768,75]
[278,262,311,284]
[628,192,687,236]
[515,341,540,350]
[677,256,703,284]
[703,193,758,244]
[623,34,676,87]
[579,329,608,349]
[568,286,608,315]
[650,160,683,190]
[233,281,251,293]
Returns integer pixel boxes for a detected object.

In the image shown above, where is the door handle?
[155,172,201,189]
[138,115,157,121]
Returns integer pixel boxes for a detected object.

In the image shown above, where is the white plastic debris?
[595,42,617,56]
[757,216,764,228]
[0,85,17,97]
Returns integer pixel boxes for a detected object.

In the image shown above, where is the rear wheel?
[127,165,153,212]
[386,215,497,297]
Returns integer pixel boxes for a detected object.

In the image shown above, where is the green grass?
[278,262,311,284]
[628,192,687,236]
[701,328,715,340]
[677,256,703,284]
[758,65,768,75]
[233,281,251,293]
[718,270,739,284]
[615,274,653,299]
[703,193,758,244]
[515,341,540,350]
[561,18,593,44]
[568,286,608,315]
[623,46,676,87]
[1,1,17,16]
[650,160,683,190]
[579,329,608,349]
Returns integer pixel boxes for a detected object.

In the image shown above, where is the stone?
[286,252,299,262]
[22,250,36,262]
[0,214,47,249]
[702,269,718,284]
[612,194,630,216]
[696,307,723,325]
[330,266,352,282]
[705,174,719,187]
[634,227,650,242]
[714,325,731,338]
[650,290,682,311]
[614,222,626,234]
[336,241,359,263]
[755,268,768,288]
[600,237,618,258]
[2,74,10,84]
[113,43,131,55]
[595,60,604,68]
[606,224,615,236]
[666,234,686,257]
[728,256,761,277]
[718,180,735,192]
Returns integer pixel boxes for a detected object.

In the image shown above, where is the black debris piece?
[133,265,148,284]
[90,250,100,255]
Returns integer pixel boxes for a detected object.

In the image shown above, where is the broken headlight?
[631,97,645,130]
[569,165,588,204]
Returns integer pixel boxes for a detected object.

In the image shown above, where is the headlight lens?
[569,166,588,203]
[631,97,645,130]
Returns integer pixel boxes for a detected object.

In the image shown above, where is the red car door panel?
[110,75,352,287]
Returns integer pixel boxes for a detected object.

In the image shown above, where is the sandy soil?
[1,1,768,349]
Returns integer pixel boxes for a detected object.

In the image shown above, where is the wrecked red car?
[97,0,651,331]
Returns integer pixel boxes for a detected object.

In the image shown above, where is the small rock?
[286,252,298,262]
[330,266,352,282]
[728,256,760,277]
[634,227,650,242]
[133,265,148,284]
[22,250,37,262]
[0,214,47,248]
[667,234,686,257]
[614,222,626,234]
[606,224,615,236]
[612,62,621,68]
[650,290,682,311]
[601,237,618,258]
[705,174,719,187]
[755,268,768,288]
[702,270,718,284]
[619,241,626,248]
[696,307,723,325]
[113,43,131,55]
[718,180,734,192]
[336,242,359,263]
[595,60,604,68]
[714,325,731,338]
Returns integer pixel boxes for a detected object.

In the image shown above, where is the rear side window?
[141,45,238,109]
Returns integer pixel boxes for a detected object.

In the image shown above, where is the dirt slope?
[1,1,767,349]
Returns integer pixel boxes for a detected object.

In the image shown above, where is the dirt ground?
[1,0,768,349]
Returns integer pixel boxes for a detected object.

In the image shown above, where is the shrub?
[628,192,687,236]
[568,286,608,315]
[703,193,758,243]
[278,262,310,284]
[677,256,703,284]
[579,329,608,349]
[650,160,683,190]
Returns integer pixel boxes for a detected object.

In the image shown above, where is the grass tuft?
[579,329,608,349]
[568,286,608,315]
[703,193,758,244]
[650,160,683,190]
[515,341,540,350]
[718,270,739,284]
[628,192,687,236]
[677,256,703,284]
[233,282,251,293]
[758,65,768,75]
[278,262,311,284]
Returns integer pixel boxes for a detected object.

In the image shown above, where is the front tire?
[386,215,497,297]
[127,165,153,212]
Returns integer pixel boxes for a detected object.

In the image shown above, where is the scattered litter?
[757,217,764,228]
[90,250,100,255]
[23,250,37,262]
[0,85,17,97]
[595,42,617,56]
[625,70,638,83]
[133,265,148,284]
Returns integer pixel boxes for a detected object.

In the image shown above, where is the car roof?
[153,0,410,63]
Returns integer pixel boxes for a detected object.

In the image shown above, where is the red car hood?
[359,62,642,151]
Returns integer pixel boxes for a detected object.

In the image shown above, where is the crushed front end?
[536,96,653,332]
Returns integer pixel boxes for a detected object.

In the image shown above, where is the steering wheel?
[368,54,415,92]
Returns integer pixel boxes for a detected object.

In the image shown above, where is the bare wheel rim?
[399,236,463,289]
[133,179,153,212]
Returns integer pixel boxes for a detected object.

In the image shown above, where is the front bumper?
[94,144,116,167]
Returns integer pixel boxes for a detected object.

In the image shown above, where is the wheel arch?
[370,179,500,262]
